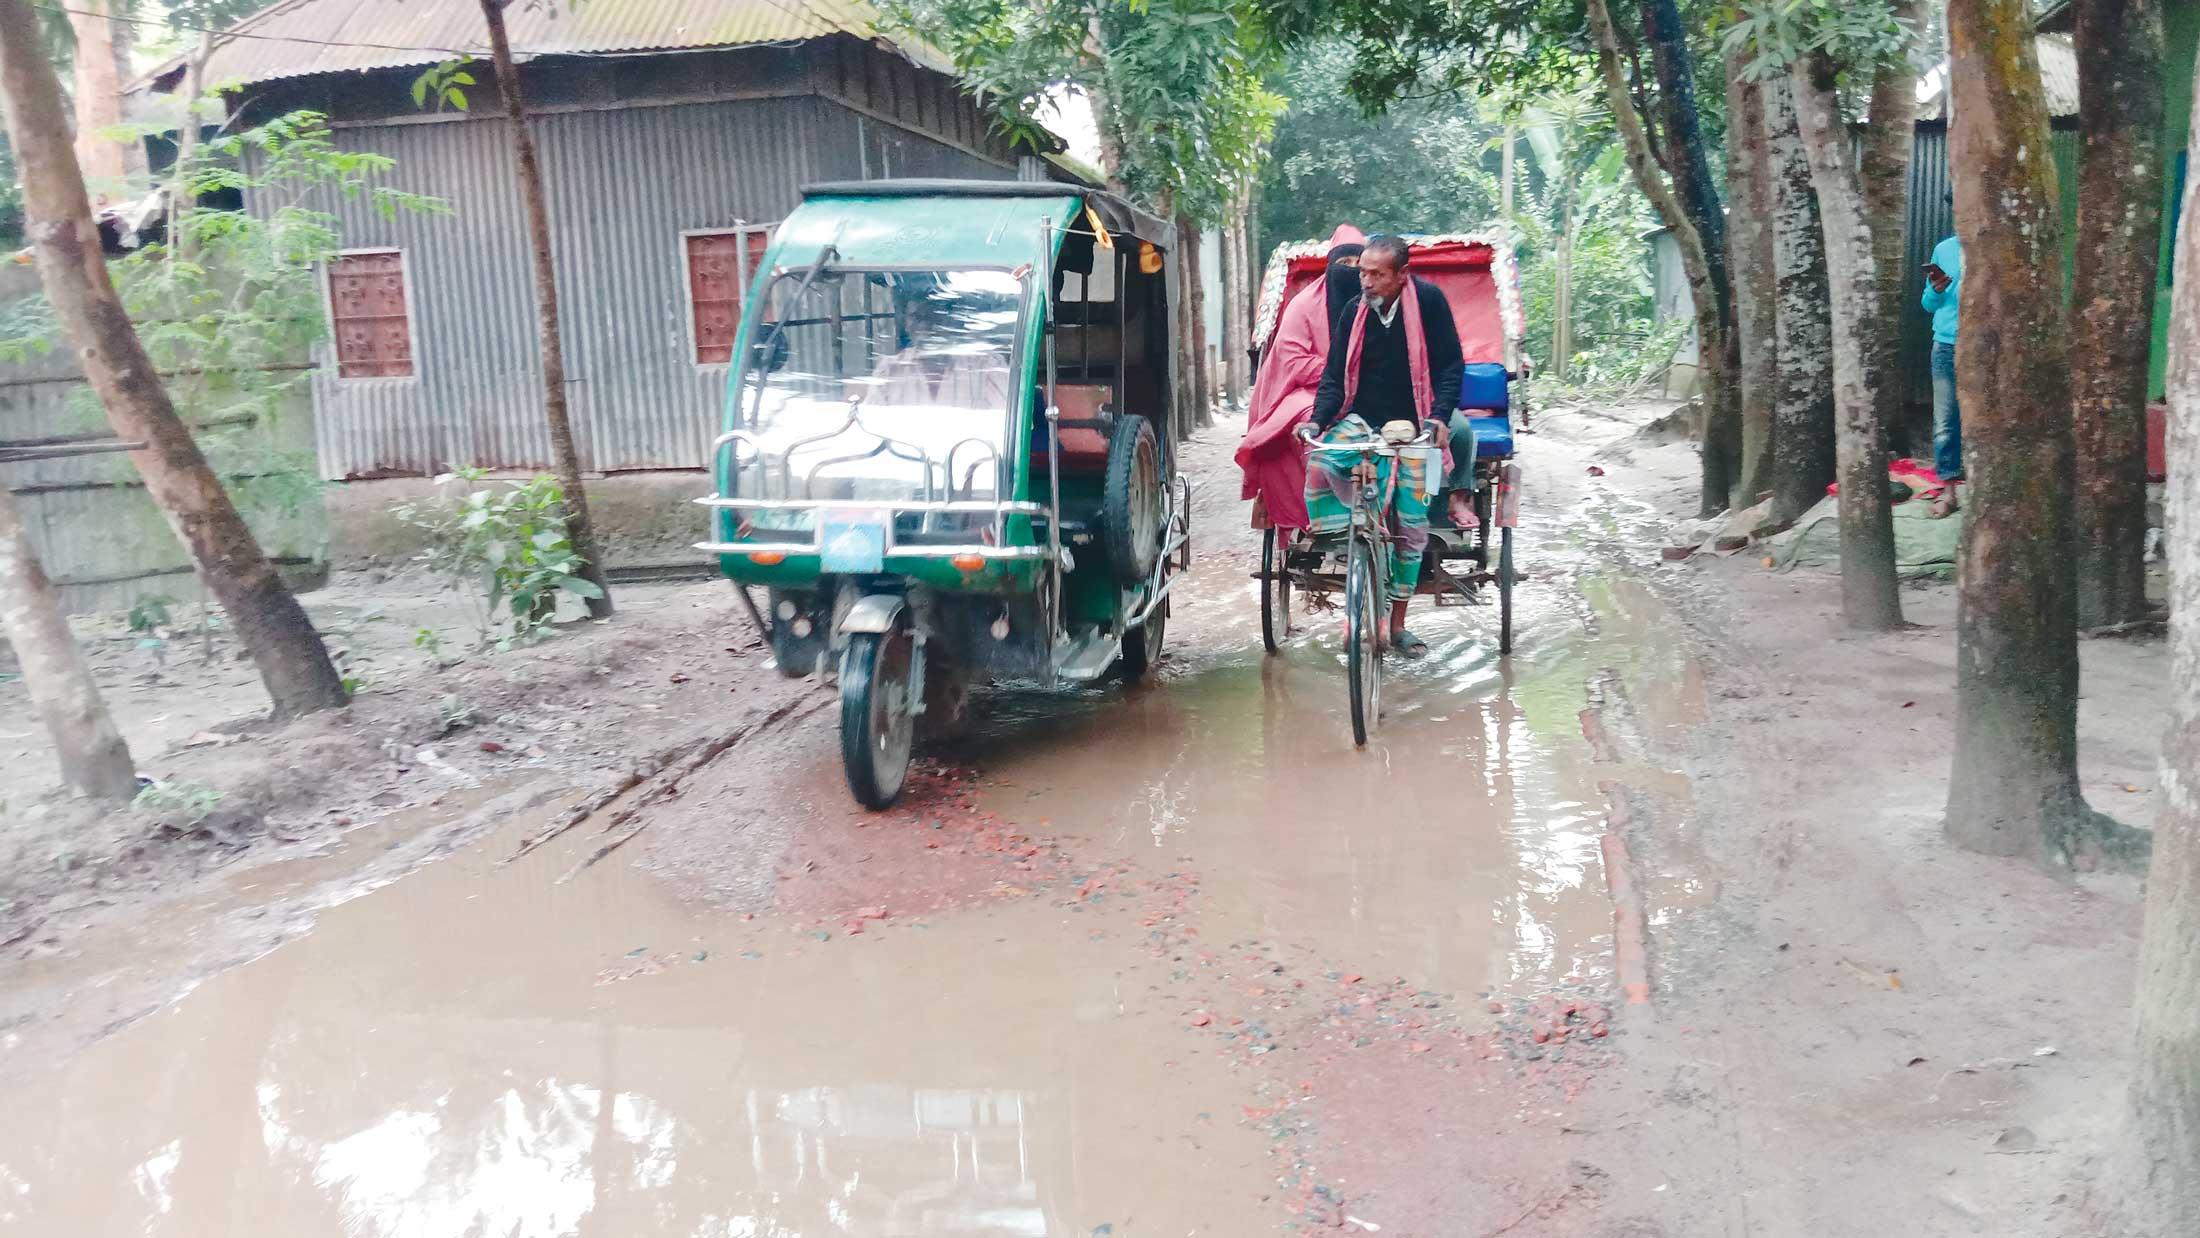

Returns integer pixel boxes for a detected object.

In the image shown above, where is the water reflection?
[964,619,1617,1001]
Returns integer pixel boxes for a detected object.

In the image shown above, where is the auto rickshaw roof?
[789,179,1168,269]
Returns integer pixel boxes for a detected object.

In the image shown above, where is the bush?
[395,470,605,652]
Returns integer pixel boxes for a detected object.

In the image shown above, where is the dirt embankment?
[0,574,817,1009]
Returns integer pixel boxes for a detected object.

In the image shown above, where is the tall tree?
[2072,0,2167,629]
[1858,1,1922,464]
[1940,0,2140,864]
[1729,0,1918,628]
[64,0,132,197]
[2128,53,2200,1227]
[1723,40,1778,511]
[0,0,348,719]
[1787,48,1900,628]
[477,0,614,618]
[1585,0,1737,517]
[0,479,136,800]
[1763,73,1835,526]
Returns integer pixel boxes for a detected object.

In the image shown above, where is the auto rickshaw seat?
[1029,383,1116,469]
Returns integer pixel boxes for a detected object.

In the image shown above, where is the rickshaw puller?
[1306,235,1465,658]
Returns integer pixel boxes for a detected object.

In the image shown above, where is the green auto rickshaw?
[697,180,1191,809]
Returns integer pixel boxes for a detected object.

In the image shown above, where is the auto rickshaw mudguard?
[840,593,908,636]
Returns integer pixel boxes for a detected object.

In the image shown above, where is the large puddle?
[0,829,1270,1235]
[958,613,1618,1002]
[0,459,1703,1235]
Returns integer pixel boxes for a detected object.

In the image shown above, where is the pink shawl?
[1237,225,1364,530]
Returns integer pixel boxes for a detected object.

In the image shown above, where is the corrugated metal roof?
[163,0,934,89]
[1920,33,2078,121]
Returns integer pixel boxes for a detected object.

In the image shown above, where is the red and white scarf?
[1339,280,1434,423]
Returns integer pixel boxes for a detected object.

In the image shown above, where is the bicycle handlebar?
[1296,422,1441,456]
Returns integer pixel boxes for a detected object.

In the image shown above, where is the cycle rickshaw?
[1247,233,1527,745]
[698,180,1191,808]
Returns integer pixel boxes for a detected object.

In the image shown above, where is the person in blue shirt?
[1920,224,1964,517]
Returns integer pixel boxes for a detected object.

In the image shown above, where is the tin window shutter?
[327,252,415,378]
[686,230,773,365]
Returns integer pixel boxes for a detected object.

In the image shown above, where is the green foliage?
[394,470,606,652]
[1259,43,1505,242]
[126,593,177,633]
[133,779,223,829]
[413,626,450,668]
[411,59,478,113]
[883,0,1284,223]
[1255,0,1593,110]
[1261,49,1659,380]
[1474,93,1658,374]
[1723,0,1916,83]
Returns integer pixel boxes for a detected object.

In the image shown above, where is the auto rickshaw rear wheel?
[1102,414,1164,585]
[1120,597,1169,681]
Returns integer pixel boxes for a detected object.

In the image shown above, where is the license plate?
[819,509,888,573]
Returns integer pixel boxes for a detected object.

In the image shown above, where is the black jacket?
[1309,276,1465,432]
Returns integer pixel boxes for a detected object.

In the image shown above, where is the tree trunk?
[0,480,136,800]
[1184,223,1213,427]
[1861,0,1924,468]
[64,0,130,199]
[1173,213,1198,440]
[1764,73,1837,526]
[1218,204,1242,406]
[1553,194,1575,381]
[1240,209,1258,398]
[1942,0,2139,865]
[479,0,614,618]
[1500,126,1517,219]
[2073,0,2167,629]
[2128,51,2200,1226]
[1640,0,1739,513]
[1791,52,1903,630]
[0,0,348,720]
[171,33,215,267]
[1724,39,1778,511]
[1586,0,1735,517]
[1639,0,1728,303]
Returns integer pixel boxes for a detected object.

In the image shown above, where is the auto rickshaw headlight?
[748,551,786,566]
[951,553,986,573]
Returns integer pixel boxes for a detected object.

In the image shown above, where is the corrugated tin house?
[145,0,1033,480]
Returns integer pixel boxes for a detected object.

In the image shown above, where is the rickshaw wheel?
[840,624,916,810]
[1261,528,1291,654]
[1121,597,1169,681]
[1345,536,1380,747]
[1498,527,1515,655]
[1102,415,1164,584]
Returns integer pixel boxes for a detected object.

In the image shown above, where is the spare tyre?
[1100,414,1164,585]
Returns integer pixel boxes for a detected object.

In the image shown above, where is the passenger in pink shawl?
[1236,225,1366,530]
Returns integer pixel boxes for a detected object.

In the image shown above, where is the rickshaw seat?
[1029,383,1115,470]
[1467,415,1514,459]
[1460,362,1510,413]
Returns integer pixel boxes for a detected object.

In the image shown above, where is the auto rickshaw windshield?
[734,266,1025,509]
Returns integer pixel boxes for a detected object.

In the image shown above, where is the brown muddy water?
[0,482,1705,1236]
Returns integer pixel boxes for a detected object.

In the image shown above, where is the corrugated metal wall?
[303,92,1009,479]
[1895,121,2080,443]
[0,329,327,613]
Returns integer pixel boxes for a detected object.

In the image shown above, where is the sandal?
[1391,630,1429,658]
[1447,491,1479,529]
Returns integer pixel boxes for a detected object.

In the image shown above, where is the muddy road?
[0,416,1716,1235]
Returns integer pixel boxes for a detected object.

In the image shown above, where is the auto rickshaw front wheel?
[840,624,916,810]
